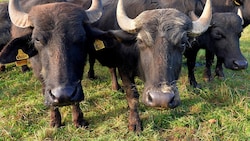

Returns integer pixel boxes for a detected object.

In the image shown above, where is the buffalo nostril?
[233,60,248,69]
[145,91,157,107]
[168,96,180,109]
[147,92,153,103]
[49,90,59,103]
[50,86,77,103]
[144,90,177,108]
[49,90,61,104]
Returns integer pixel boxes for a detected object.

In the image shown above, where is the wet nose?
[143,90,180,109]
[49,86,84,106]
[233,60,248,69]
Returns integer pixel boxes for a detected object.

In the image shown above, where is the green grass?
[1,24,250,141]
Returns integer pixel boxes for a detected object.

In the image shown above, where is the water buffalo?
[0,2,10,72]
[85,0,212,132]
[185,10,248,88]
[82,0,206,91]
[0,0,103,127]
[193,0,250,81]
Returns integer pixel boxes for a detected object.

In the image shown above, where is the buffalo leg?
[72,103,89,128]
[119,69,142,132]
[185,48,200,88]
[87,54,96,79]
[50,107,62,127]
[21,65,30,72]
[203,49,214,82]
[109,67,122,91]
[215,57,225,79]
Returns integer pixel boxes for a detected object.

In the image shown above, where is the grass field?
[0,5,250,141]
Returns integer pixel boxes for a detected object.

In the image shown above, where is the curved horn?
[189,11,199,21]
[190,0,212,36]
[116,0,138,33]
[8,0,32,28]
[85,0,103,23]
[237,8,244,25]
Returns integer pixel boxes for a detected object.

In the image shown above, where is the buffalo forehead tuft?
[28,3,87,46]
[136,9,192,47]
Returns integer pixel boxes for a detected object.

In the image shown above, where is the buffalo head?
[0,0,103,106]
[209,10,248,70]
[116,0,212,108]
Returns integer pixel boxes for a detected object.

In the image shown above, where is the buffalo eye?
[179,36,189,53]
[179,41,189,53]
[34,38,44,47]
[136,38,145,48]
[32,34,47,47]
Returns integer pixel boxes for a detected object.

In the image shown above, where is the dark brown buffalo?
[193,0,250,81]
[85,0,212,132]
[0,0,102,127]
[187,0,250,86]
[82,0,206,91]
[185,11,248,87]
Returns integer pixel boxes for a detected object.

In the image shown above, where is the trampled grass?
[0,17,250,141]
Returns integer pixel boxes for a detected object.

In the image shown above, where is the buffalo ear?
[0,33,37,64]
[84,24,136,49]
[92,30,137,49]
[84,24,137,43]
[108,30,136,45]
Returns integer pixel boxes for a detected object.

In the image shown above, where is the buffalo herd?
[87,0,249,89]
[0,0,248,132]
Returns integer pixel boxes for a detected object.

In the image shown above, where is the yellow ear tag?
[15,59,28,67]
[16,49,29,60]
[15,49,29,67]
[94,39,105,51]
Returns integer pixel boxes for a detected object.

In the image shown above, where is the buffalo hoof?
[216,75,225,80]
[190,80,202,89]
[203,76,213,82]
[128,121,143,133]
[190,80,197,88]
[128,112,142,133]
[118,87,124,93]
[203,68,213,82]
[87,71,96,80]
[112,84,124,92]
[21,65,30,72]
[203,72,213,82]
[215,69,225,79]
[50,120,64,128]
[0,65,6,72]
[74,119,89,128]
[195,84,202,89]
